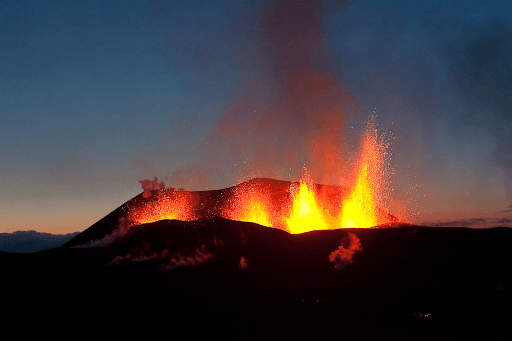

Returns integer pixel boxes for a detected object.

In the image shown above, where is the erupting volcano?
[3,1,511,339]
[118,119,396,238]
[60,0,404,252]
[139,0,402,233]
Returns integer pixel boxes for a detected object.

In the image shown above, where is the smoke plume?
[107,238,221,270]
[144,0,356,189]
[239,256,248,270]
[139,177,165,198]
[329,232,362,270]
[159,247,215,271]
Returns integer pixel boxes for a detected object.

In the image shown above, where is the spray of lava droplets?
[340,120,390,228]
[284,177,333,233]
[122,119,394,233]
[126,189,196,226]
[222,183,274,228]
[223,118,394,233]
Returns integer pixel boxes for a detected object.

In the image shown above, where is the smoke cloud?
[446,18,512,203]
[141,0,512,220]
[159,247,214,271]
[107,238,221,270]
[70,217,133,248]
[329,232,362,270]
[139,177,165,198]
[143,0,356,189]
[239,256,248,270]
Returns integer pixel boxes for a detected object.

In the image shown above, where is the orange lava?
[340,122,388,228]
[239,197,273,227]
[284,181,332,234]
[221,185,273,227]
[126,119,395,232]
[340,163,379,228]
[280,120,391,232]
[127,190,195,225]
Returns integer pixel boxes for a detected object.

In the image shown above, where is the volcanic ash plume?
[329,232,362,270]
[163,0,356,188]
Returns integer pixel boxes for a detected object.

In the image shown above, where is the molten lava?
[124,120,395,233]
[281,121,390,232]
[340,123,388,228]
[220,182,274,227]
[127,189,195,225]
[284,182,332,234]
[340,164,378,228]
[239,198,273,227]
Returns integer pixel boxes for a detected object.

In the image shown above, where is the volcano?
[63,177,397,249]
[3,179,511,340]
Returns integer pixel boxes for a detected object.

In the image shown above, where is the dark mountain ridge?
[3,178,510,339]
[3,217,511,339]
[0,230,80,253]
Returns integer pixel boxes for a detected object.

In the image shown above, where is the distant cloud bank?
[0,231,80,253]
[422,217,512,228]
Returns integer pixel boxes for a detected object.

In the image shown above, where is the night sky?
[1,0,511,234]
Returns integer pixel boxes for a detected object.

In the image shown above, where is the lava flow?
[126,188,195,226]
[123,121,395,233]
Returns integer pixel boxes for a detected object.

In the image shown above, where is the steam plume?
[107,238,221,270]
[329,232,362,270]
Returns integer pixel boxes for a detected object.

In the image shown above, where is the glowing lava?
[340,164,378,228]
[124,120,395,232]
[239,197,273,227]
[221,184,273,227]
[127,190,195,225]
[340,122,388,228]
[284,120,391,232]
[284,182,332,234]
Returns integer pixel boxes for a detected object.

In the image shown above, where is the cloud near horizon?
[422,217,512,228]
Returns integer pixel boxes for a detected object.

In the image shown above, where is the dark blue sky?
[1,0,511,233]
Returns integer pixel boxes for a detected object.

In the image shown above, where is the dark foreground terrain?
[2,217,511,340]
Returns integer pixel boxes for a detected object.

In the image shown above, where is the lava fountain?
[340,122,390,228]
[221,181,274,228]
[126,188,196,226]
[122,120,395,233]
[284,180,333,234]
